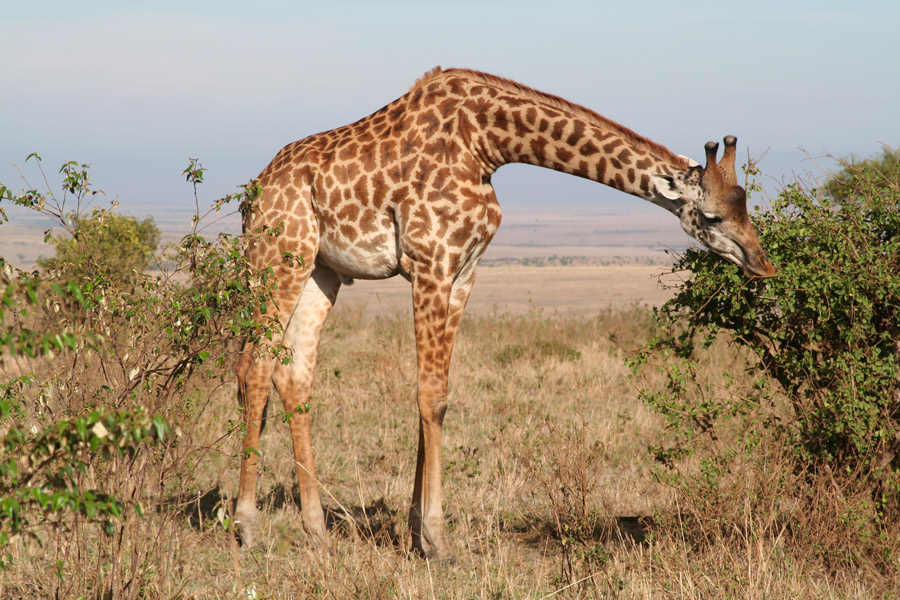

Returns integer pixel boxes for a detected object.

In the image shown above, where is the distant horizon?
[0,195,695,271]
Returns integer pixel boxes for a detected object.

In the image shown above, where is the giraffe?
[233,67,775,559]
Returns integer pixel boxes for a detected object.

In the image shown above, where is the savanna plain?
[1,202,896,599]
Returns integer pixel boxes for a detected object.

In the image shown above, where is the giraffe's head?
[654,136,776,278]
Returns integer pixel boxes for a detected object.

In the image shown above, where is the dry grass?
[2,301,895,599]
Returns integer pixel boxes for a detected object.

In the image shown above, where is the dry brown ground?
[3,302,888,598]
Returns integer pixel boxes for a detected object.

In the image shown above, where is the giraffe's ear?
[650,174,683,201]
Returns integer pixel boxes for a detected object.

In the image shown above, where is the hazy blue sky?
[2,0,898,229]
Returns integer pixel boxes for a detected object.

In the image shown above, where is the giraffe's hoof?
[318,535,335,556]
[425,550,456,565]
[234,515,261,550]
[411,539,454,563]
[303,528,333,555]
[302,515,330,553]
[238,533,263,551]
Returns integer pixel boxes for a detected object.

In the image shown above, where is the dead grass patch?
[2,303,895,598]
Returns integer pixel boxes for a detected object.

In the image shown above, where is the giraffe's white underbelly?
[317,230,401,280]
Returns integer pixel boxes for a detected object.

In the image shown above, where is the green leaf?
[152,415,169,441]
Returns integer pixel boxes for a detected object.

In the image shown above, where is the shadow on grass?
[165,486,228,530]
[167,486,649,552]
[265,483,401,549]
[515,513,656,547]
[165,483,401,548]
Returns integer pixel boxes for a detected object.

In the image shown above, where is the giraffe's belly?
[317,230,402,280]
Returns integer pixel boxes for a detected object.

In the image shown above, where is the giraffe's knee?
[430,399,448,426]
[272,368,300,400]
[272,361,315,410]
[236,353,270,394]
[235,352,277,418]
[419,383,449,425]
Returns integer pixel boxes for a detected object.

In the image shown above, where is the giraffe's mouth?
[743,249,776,278]
[704,233,776,278]
[722,240,776,278]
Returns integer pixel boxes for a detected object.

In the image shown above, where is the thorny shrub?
[524,417,614,588]
[632,149,900,576]
[0,156,287,597]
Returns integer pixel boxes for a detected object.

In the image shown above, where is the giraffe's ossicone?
[233,67,775,558]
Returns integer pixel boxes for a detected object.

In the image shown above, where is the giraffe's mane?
[415,67,689,170]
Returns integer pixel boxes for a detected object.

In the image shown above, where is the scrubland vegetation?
[0,150,898,598]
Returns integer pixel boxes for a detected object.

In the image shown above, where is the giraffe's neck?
[440,69,692,203]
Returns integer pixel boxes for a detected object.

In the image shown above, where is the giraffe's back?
[249,68,500,281]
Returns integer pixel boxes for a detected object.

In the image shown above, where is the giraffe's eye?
[702,213,723,224]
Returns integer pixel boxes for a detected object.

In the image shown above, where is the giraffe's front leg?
[409,374,451,559]
[408,278,453,559]
[408,266,478,560]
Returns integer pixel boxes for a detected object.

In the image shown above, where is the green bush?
[39,211,160,283]
[632,149,900,568]
[823,146,900,203]
[0,156,282,594]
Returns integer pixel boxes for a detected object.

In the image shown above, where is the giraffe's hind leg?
[271,265,342,544]
[234,343,276,549]
[235,269,320,549]
[234,177,320,549]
